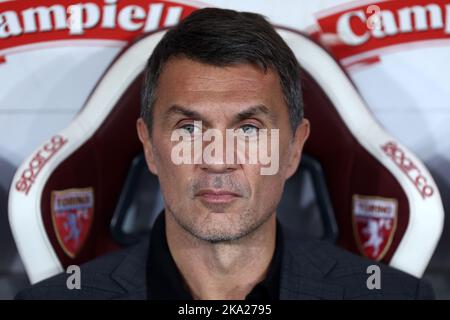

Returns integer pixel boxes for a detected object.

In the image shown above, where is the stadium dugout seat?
[8,27,444,284]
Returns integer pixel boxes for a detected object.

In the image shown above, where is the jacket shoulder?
[15,240,149,300]
[283,230,435,299]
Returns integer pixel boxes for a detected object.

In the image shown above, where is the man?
[17,8,434,300]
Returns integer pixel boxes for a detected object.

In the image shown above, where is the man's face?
[137,57,309,242]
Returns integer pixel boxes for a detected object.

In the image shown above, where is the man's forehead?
[158,57,281,93]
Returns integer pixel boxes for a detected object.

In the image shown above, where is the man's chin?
[196,197,244,214]
[189,226,249,243]
[178,210,249,242]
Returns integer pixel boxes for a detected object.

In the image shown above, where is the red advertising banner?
[313,0,450,65]
[0,0,201,60]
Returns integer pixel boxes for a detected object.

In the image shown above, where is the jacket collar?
[109,221,344,300]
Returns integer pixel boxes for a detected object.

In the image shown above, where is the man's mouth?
[195,189,241,204]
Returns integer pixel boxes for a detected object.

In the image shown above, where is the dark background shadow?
[423,156,450,299]
[0,157,29,299]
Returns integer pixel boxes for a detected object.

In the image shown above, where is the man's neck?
[165,211,277,300]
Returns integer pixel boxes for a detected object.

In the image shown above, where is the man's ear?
[285,118,310,180]
[136,118,158,176]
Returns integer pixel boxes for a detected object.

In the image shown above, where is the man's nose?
[198,146,240,172]
[199,160,239,173]
[197,136,240,173]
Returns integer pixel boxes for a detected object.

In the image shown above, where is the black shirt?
[147,212,282,300]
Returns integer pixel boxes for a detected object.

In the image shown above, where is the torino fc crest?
[352,195,398,261]
[51,188,94,258]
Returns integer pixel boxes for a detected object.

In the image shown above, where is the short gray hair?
[141,8,304,134]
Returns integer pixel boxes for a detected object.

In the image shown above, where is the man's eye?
[180,124,200,134]
[237,124,259,136]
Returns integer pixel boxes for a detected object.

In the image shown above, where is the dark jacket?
[16,224,435,300]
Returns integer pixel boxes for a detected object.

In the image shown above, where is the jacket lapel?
[110,240,150,299]
[280,231,344,300]
[109,225,345,300]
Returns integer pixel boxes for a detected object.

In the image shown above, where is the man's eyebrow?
[163,104,277,127]
[163,104,204,122]
[234,105,277,126]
